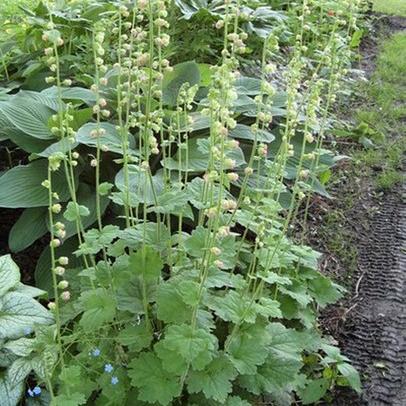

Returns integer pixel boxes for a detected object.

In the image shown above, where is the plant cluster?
[0,0,367,405]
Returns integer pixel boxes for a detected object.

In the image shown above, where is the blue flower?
[91,348,101,357]
[27,389,34,397]
[111,376,119,385]
[104,363,113,373]
[33,386,41,396]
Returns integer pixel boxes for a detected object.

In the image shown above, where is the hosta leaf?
[128,352,181,406]
[0,160,73,208]
[0,100,53,140]
[76,122,137,155]
[230,124,275,143]
[235,76,262,95]
[38,138,78,158]
[187,355,237,402]
[162,61,200,106]
[128,246,163,281]
[115,165,164,206]
[0,292,54,340]
[162,137,245,172]
[42,86,96,103]
[79,288,116,331]
[0,254,20,296]
[8,207,48,253]
[35,237,81,294]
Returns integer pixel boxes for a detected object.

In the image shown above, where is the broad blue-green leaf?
[235,76,262,95]
[35,237,81,295]
[0,292,54,340]
[8,208,48,252]
[0,100,53,140]
[76,122,137,155]
[162,61,200,106]
[162,138,245,172]
[0,160,73,208]
[230,124,274,143]
[0,255,20,296]
[42,86,96,103]
[114,165,164,205]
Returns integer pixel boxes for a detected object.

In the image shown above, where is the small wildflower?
[54,266,65,276]
[51,204,62,214]
[244,167,254,176]
[50,239,61,248]
[210,247,222,256]
[48,302,56,310]
[58,256,69,266]
[227,172,239,182]
[92,348,101,357]
[111,376,119,385]
[214,260,224,268]
[33,386,41,396]
[58,280,69,290]
[27,389,34,397]
[104,363,114,373]
[61,291,71,301]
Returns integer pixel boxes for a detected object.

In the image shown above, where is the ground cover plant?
[0,0,367,404]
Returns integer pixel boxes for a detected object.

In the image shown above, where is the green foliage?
[0,255,54,405]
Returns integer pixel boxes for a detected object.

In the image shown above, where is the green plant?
[0,254,54,403]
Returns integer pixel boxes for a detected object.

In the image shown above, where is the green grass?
[353,31,406,190]
[0,0,38,19]
[374,0,406,16]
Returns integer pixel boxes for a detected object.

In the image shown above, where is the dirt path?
[333,16,406,406]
